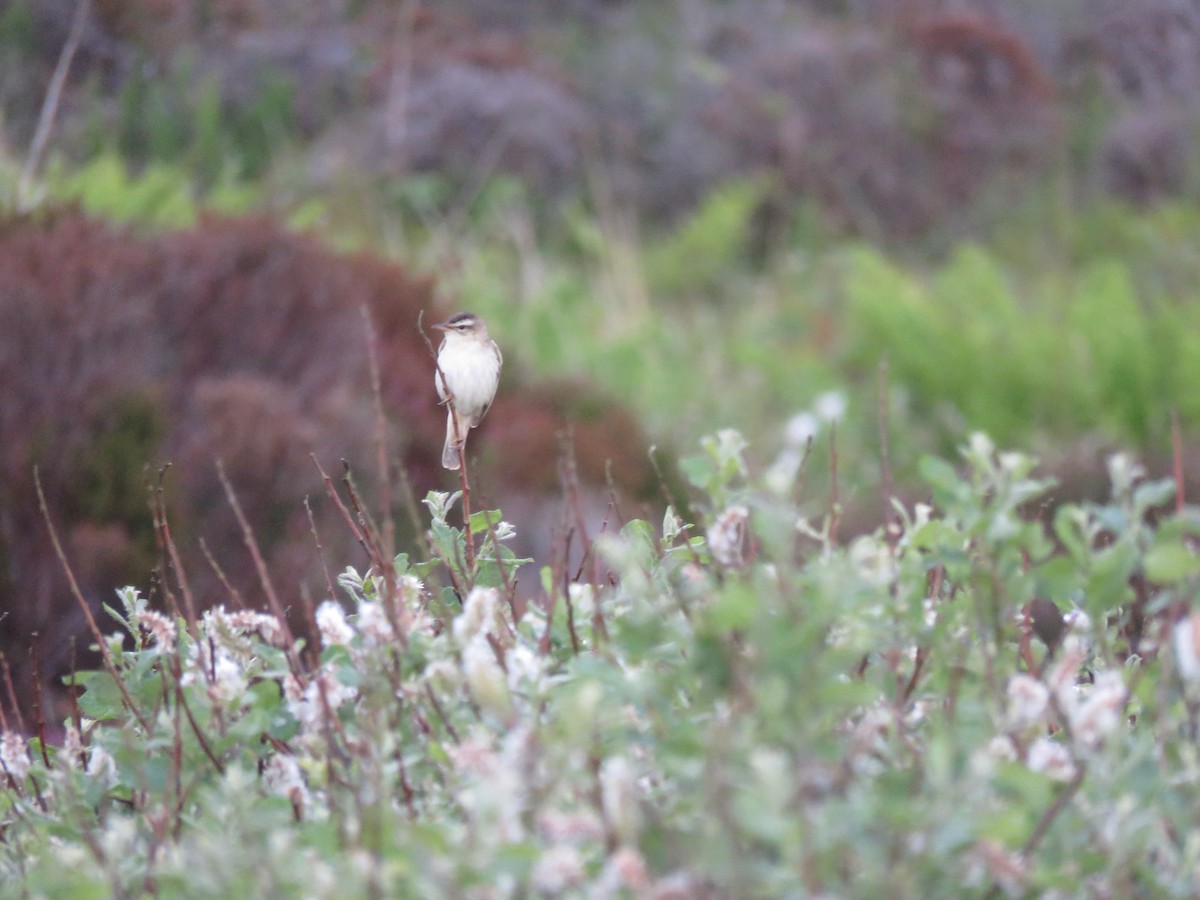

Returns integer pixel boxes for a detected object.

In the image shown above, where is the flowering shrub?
[2,432,1200,896]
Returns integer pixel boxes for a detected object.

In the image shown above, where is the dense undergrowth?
[5,5,1200,894]
[3,432,1200,896]
[34,153,1200,469]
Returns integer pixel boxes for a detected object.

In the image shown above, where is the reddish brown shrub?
[909,14,1062,207]
[0,210,658,718]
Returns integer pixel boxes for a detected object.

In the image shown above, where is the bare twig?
[19,0,91,208]
[35,467,151,732]
[28,640,51,767]
[603,459,628,533]
[151,466,200,633]
[456,450,475,574]
[560,524,581,655]
[0,654,24,734]
[169,654,226,775]
[1022,762,1086,856]
[423,682,460,745]
[559,428,592,555]
[214,460,297,651]
[361,305,397,575]
[338,460,410,643]
[312,454,369,553]
[898,645,928,706]
[198,537,248,611]
[304,496,338,603]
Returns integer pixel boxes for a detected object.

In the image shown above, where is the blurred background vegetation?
[5,0,1200,702]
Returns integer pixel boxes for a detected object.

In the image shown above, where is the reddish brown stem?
[35,468,151,733]
[214,460,298,655]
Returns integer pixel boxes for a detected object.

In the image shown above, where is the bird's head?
[433,312,488,338]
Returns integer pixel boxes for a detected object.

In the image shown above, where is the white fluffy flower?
[849,535,896,588]
[450,728,529,846]
[1006,674,1050,731]
[208,655,249,706]
[1173,614,1200,681]
[463,635,513,723]
[1026,737,1076,781]
[136,609,177,650]
[356,601,394,647]
[531,845,585,894]
[262,754,310,815]
[596,847,651,896]
[814,390,847,422]
[399,574,425,609]
[784,412,820,447]
[1,732,30,782]
[536,808,605,843]
[707,505,750,567]
[1107,452,1145,497]
[86,745,117,789]
[970,735,1017,778]
[600,756,639,845]
[286,667,357,732]
[1068,670,1126,748]
[316,600,354,648]
[505,644,544,693]
[62,723,83,770]
[567,583,595,621]
[453,587,505,646]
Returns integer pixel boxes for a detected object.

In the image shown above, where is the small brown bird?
[433,312,502,470]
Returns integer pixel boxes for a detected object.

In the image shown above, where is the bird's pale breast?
[436,340,500,416]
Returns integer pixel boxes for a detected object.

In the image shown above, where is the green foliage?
[0,1,35,56]
[44,153,262,229]
[643,179,764,298]
[68,394,164,526]
[106,53,298,184]
[841,237,1200,447]
[4,432,1200,895]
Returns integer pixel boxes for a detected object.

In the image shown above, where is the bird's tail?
[442,410,463,470]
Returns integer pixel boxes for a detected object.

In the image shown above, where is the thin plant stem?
[19,0,90,208]
[214,459,298,655]
[418,310,476,576]
[35,467,151,733]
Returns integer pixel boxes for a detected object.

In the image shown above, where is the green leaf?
[1144,542,1200,583]
[1035,556,1082,602]
[1053,505,1089,563]
[1133,478,1176,514]
[919,455,962,496]
[680,453,715,491]
[909,519,963,553]
[70,670,125,721]
[468,508,503,533]
[429,518,463,570]
[1083,539,1137,615]
[705,583,758,632]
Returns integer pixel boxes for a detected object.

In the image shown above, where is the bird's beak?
[432,320,451,332]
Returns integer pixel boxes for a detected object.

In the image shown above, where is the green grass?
[15,146,1200,494]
